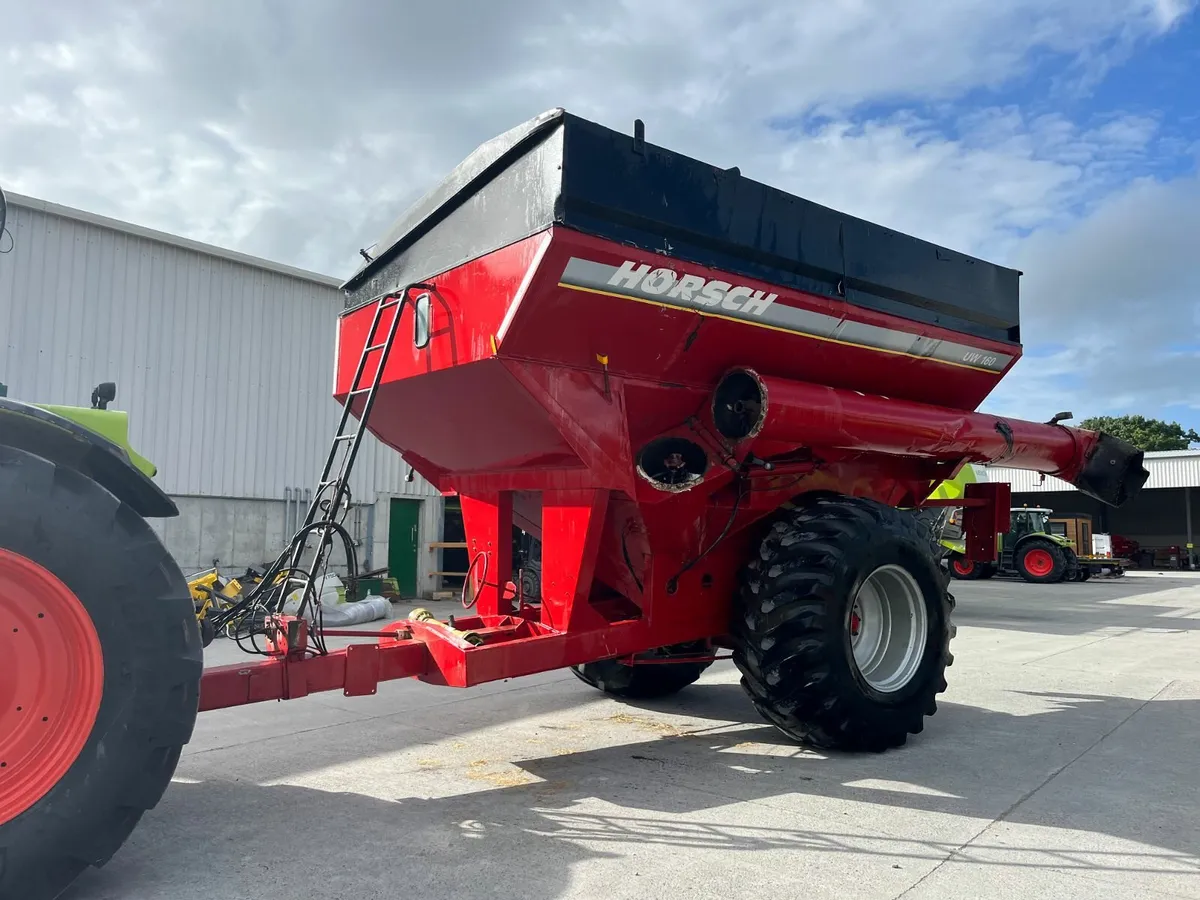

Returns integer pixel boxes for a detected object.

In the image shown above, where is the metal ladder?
[282,284,425,619]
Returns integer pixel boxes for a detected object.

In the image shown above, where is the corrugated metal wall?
[0,197,439,503]
[989,450,1200,493]
[1133,452,1200,491]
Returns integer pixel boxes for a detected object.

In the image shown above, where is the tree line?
[1078,415,1200,452]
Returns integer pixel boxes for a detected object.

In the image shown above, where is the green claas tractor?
[0,381,159,477]
[928,464,1083,584]
[0,380,200,900]
[955,506,1082,584]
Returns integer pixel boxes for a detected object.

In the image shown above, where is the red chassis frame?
[198,226,1104,713]
[198,482,1011,713]
[200,478,740,711]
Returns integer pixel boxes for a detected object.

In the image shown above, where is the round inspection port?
[636,437,709,492]
[0,549,104,826]
[712,369,766,440]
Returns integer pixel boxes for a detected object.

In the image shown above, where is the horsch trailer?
[0,109,1148,899]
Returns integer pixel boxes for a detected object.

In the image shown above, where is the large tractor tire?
[0,446,202,900]
[733,494,954,753]
[949,556,983,580]
[572,642,713,699]
[1015,538,1068,583]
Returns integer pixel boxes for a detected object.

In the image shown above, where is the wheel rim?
[952,559,974,576]
[0,549,104,826]
[848,564,928,693]
[1023,548,1055,577]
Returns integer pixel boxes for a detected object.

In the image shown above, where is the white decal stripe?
[497,232,553,343]
[558,257,1014,374]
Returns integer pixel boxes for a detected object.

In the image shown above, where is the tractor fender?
[1030,532,1076,559]
[0,397,177,518]
[1013,532,1068,552]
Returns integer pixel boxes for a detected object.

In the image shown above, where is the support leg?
[458,492,514,616]
[540,489,609,632]
[1186,486,1194,570]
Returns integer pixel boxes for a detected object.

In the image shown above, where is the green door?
[388,499,421,597]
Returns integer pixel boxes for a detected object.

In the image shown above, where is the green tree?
[1078,415,1200,452]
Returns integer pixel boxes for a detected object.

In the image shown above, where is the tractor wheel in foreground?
[1016,538,1068,583]
[950,556,983,580]
[572,642,713,699]
[733,494,954,753]
[0,446,203,900]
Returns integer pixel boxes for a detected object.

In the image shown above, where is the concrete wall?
[148,496,287,576]
[149,493,446,598]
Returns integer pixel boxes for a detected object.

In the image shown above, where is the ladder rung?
[379,298,401,310]
[365,343,389,352]
[333,433,356,443]
[349,387,372,396]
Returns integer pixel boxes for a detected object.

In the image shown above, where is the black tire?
[1015,538,1068,583]
[199,614,217,647]
[572,642,712,699]
[733,494,954,753]
[949,556,982,580]
[0,446,202,900]
[519,566,541,602]
[1064,546,1081,581]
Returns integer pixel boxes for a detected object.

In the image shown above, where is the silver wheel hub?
[849,564,928,693]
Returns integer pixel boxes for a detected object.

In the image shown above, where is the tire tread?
[0,447,201,900]
[733,494,953,753]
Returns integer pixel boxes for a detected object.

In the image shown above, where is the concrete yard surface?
[66,573,1200,900]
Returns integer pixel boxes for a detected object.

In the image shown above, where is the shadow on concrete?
[67,681,1200,900]
[614,682,1200,865]
[950,575,1200,637]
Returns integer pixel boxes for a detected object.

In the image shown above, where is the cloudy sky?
[2,1,1198,430]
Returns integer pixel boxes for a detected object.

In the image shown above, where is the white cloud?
[983,172,1200,420]
[0,0,1196,423]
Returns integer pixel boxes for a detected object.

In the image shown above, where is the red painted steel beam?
[198,639,429,711]
[713,368,1147,507]
[732,370,1090,473]
[195,612,722,707]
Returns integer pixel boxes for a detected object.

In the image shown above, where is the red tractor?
[0,109,1149,899]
